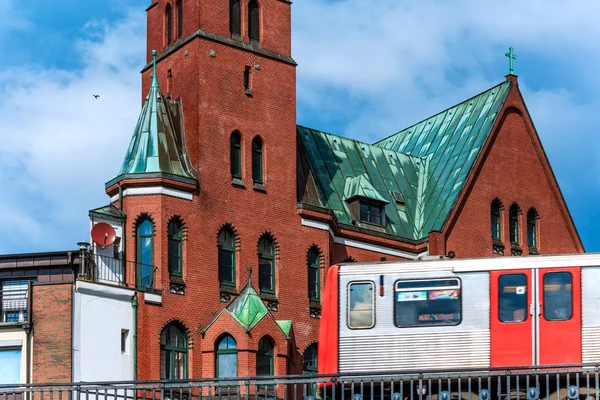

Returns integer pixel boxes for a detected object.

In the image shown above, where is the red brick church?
[88,0,583,381]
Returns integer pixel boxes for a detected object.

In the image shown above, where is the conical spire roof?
[117,50,196,180]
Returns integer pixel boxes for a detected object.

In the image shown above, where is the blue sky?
[0,0,599,253]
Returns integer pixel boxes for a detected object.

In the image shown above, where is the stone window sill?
[309,301,321,319]
[253,182,267,192]
[169,275,186,296]
[492,239,505,255]
[260,292,279,312]
[510,243,523,256]
[231,178,245,188]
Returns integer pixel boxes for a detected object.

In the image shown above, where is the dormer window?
[359,201,383,225]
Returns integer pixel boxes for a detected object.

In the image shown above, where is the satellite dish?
[91,222,117,248]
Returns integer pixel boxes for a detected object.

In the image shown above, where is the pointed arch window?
[256,337,274,376]
[216,335,237,378]
[491,199,502,240]
[137,218,154,290]
[527,208,538,248]
[509,203,520,244]
[307,247,320,301]
[160,323,188,380]
[252,137,263,184]
[258,236,275,293]
[230,131,242,180]
[218,227,236,286]
[177,0,183,38]
[230,0,241,37]
[168,220,183,276]
[166,4,173,45]
[248,0,259,42]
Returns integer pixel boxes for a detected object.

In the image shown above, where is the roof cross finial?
[505,47,517,76]
[151,49,159,88]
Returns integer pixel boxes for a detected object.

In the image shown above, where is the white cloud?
[0,9,145,253]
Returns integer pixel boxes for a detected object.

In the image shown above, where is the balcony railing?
[79,253,158,292]
[1,283,30,324]
[2,364,600,400]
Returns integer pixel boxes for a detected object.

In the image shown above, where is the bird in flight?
[93,94,100,99]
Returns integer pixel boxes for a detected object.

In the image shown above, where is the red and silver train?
[318,253,600,375]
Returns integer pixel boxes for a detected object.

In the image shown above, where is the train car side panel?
[538,267,581,365]
[580,267,600,363]
[318,265,339,375]
[338,271,490,372]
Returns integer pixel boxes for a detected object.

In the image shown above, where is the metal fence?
[2,365,600,400]
[79,253,157,291]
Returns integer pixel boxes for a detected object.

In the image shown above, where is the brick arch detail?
[132,212,156,237]
[527,206,540,219]
[340,255,357,263]
[216,222,241,251]
[167,214,188,240]
[300,340,318,355]
[214,331,239,350]
[306,244,325,268]
[158,318,194,348]
[490,196,504,210]
[508,201,523,214]
[257,231,280,261]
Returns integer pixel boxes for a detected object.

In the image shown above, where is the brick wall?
[444,82,583,257]
[32,283,72,383]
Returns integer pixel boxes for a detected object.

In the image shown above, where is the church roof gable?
[298,81,511,240]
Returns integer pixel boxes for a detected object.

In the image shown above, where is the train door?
[537,267,581,365]
[491,269,534,367]
[491,268,582,367]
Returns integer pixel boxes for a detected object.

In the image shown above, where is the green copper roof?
[298,126,428,239]
[226,286,269,331]
[276,320,292,336]
[117,50,196,180]
[89,204,126,221]
[343,174,389,204]
[298,81,511,240]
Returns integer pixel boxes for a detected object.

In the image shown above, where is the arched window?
[252,137,263,184]
[307,247,320,301]
[166,4,173,45]
[509,203,520,244]
[218,227,236,286]
[491,199,501,240]
[168,220,183,276]
[302,344,318,374]
[248,0,259,42]
[258,236,275,293]
[177,0,183,38]
[230,0,241,37]
[256,336,274,376]
[230,131,241,179]
[160,323,188,380]
[340,256,357,263]
[527,208,538,248]
[216,335,237,378]
[137,217,154,290]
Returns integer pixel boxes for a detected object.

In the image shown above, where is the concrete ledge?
[76,280,135,301]
[144,292,162,304]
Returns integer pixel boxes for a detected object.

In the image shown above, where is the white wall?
[73,281,135,383]
[0,328,27,383]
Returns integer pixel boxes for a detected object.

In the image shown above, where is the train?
[317,253,600,375]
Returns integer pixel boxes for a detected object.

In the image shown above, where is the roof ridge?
[373,81,509,146]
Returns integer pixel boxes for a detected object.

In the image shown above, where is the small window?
[394,279,461,327]
[160,324,188,380]
[307,248,320,301]
[244,66,252,95]
[168,220,183,276]
[359,202,382,225]
[498,274,528,323]
[491,199,501,240]
[348,282,375,329]
[527,209,538,248]
[177,0,183,38]
[121,329,129,353]
[230,131,242,179]
[248,0,259,42]
[252,137,263,183]
[543,272,572,321]
[137,217,154,290]
[302,344,318,374]
[258,236,275,293]
[509,203,520,244]
[218,227,236,286]
[165,4,173,45]
[230,0,241,37]
[216,335,237,378]
[256,337,274,376]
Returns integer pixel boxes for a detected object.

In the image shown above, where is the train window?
[543,272,572,321]
[348,282,375,329]
[394,279,461,327]
[498,274,528,323]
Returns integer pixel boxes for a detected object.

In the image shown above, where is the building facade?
[78,0,585,382]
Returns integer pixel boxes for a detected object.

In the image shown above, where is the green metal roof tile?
[276,320,292,337]
[226,285,269,330]
[117,51,196,181]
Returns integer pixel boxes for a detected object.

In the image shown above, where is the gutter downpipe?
[132,293,138,381]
